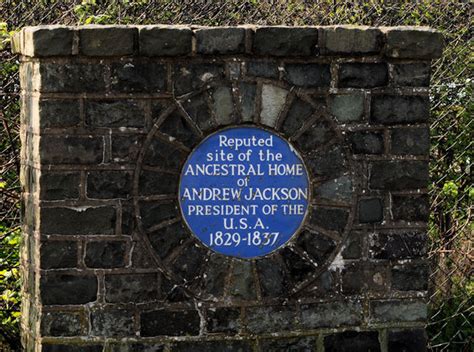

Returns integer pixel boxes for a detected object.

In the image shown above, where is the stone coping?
[12,24,444,59]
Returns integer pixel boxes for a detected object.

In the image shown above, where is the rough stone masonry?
[13,25,443,352]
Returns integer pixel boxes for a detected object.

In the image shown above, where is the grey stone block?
[246,305,296,334]
[256,256,291,298]
[159,111,200,148]
[371,95,429,125]
[173,63,225,95]
[148,222,188,259]
[85,240,127,268]
[281,97,314,135]
[253,26,318,56]
[309,206,349,233]
[85,100,146,128]
[104,273,159,303]
[211,85,235,125]
[359,198,384,223]
[41,311,84,337]
[260,84,288,127]
[321,26,383,54]
[206,307,240,334]
[41,274,97,305]
[40,135,103,164]
[324,331,380,352]
[40,240,78,269]
[140,309,200,336]
[348,131,384,154]
[370,299,427,323]
[172,341,254,352]
[229,260,257,300]
[79,26,137,56]
[246,60,279,79]
[306,146,346,178]
[38,63,107,92]
[370,160,429,190]
[111,134,144,163]
[392,63,430,87]
[313,175,353,203]
[143,138,187,170]
[171,243,208,282]
[87,171,133,199]
[342,231,363,259]
[391,127,430,155]
[392,194,429,222]
[384,27,444,59]
[40,172,80,200]
[370,231,427,260]
[392,263,429,291]
[285,63,331,87]
[43,345,103,352]
[260,337,317,352]
[138,170,178,196]
[139,200,179,230]
[182,93,215,132]
[300,301,363,328]
[38,99,81,128]
[330,93,365,123]
[339,63,388,88]
[296,230,336,264]
[110,343,166,352]
[341,262,389,294]
[388,329,427,352]
[91,308,134,336]
[200,254,230,297]
[280,247,314,284]
[23,26,74,56]
[110,62,166,92]
[139,25,192,56]
[196,27,246,54]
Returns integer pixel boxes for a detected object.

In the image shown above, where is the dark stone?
[342,231,363,259]
[41,273,97,305]
[392,194,429,222]
[330,93,365,123]
[24,26,74,56]
[40,135,103,164]
[40,240,78,269]
[211,85,235,125]
[300,301,363,328]
[324,331,380,352]
[196,27,246,54]
[341,262,389,294]
[338,63,388,88]
[172,340,254,352]
[296,230,337,265]
[313,175,353,203]
[239,82,257,121]
[256,255,291,298]
[139,200,179,230]
[206,307,240,334]
[391,127,430,155]
[246,305,295,333]
[159,111,200,148]
[41,206,116,235]
[110,62,166,92]
[281,97,314,136]
[370,231,427,260]
[201,253,230,297]
[144,137,187,170]
[370,300,427,323]
[280,247,314,284]
[138,170,178,196]
[392,63,430,87]
[298,271,335,298]
[87,171,132,199]
[140,309,200,336]
[91,308,134,336]
[111,134,145,163]
[171,243,208,283]
[110,343,166,352]
[104,273,159,303]
[246,61,279,79]
[370,161,429,190]
[371,95,429,125]
[85,240,127,268]
[285,64,331,87]
[39,63,106,92]
[139,26,192,56]
[349,131,384,154]
[229,260,257,300]
[182,93,215,132]
[359,198,384,223]
[148,222,188,259]
[321,26,383,54]
[41,311,84,336]
[79,26,136,56]
[173,63,225,95]
[161,277,191,302]
[392,263,429,291]
[388,329,427,352]
[43,345,103,352]
[40,172,80,200]
[305,146,346,179]
[253,27,318,56]
[385,28,444,59]
[85,100,146,128]
[260,337,317,352]
[309,206,349,233]
[38,99,80,128]
[295,120,335,152]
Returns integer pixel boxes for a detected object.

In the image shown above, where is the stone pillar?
[14,25,443,352]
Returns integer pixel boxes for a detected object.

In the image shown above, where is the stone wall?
[14,25,443,352]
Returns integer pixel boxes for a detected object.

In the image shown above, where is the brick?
[338,63,388,88]
[392,194,429,222]
[313,175,353,203]
[330,93,365,123]
[85,240,128,268]
[39,135,103,164]
[324,331,380,352]
[371,95,429,125]
[173,63,225,95]
[392,63,430,87]
[105,273,159,303]
[370,231,427,260]
[384,27,444,59]
[41,206,116,235]
[40,240,78,269]
[38,99,81,128]
[139,25,192,56]
[23,26,74,56]
[390,127,430,155]
[87,171,133,199]
[359,197,384,223]
[246,60,279,79]
[110,62,166,92]
[196,27,246,54]
[91,307,134,336]
[296,230,337,265]
[148,222,188,260]
[43,345,103,352]
[41,311,84,336]
[281,97,315,135]
[348,131,384,154]
[158,111,200,147]
[38,62,106,92]
[285,63,331,87]
[260,336,317,352]
[321,26,383,54]
[370,299,427,323]
[388,329,427,352]
[140,309,200,336]
[206,307,240,334]
[40,172,80,200]
[309,206,349,233]
[41,273,97,305]
[370,160,429,190]
[79,26,136,56]
[172,340,254,352]
[301,301,363,328]
[341,262,389,294]
[85,100,146,128]
[246,305,296,334]
[138,170,178,196]
[256,255,291,298]
[253,27,318,56]
[392,263,429,291]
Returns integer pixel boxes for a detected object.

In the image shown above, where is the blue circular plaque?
[179,126,310,258]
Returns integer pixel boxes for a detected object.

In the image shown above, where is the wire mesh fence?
[0,1,472,351]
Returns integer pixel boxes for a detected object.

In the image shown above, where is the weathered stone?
[324,331,380,352]
[391,127,430,155]
[285,64,331,87]
[342,231,363,259]
[280,247,314,284]
[161,277,191,303]
[359,198,384,223]
[384,27,444,59]
[40,240,78,269]
[309,206,349,233]
[239,82,257,121]
[313,175,353,203]
[40,172,80,200]
[139,25,192,56]
[298,271,336,298]
[144,137,187,170]
[79,26,136,56]
[91,307,134,336]
[104,273,159,303]
[110,343,166,352]
[253,27,318,56]
[260,84,288,127]
[172,340,254,352]
[39,135,103,164]
[85,100,146,128]
[38,63,107,92]
[227,61,241,79]
[246,305,296,334]
[138,170,179,196]
[300,301,363,328]
[87,171,132,199]
[297,230,337,265]
[196,27,246,54]
[330,93,365,123]
[339,63,388,88]
[173,63,225,95]
[85,240,127,268]
[111,134,145,163]
[43,345,103,352]
[200,253,230,297]
[370,231,427,260]
[182,93,215,132]
[148,222,188,259]
[392,263,429,291]
[111,62,166,92]
[306,146,346,178]
[206,307,240,334]
[41,311,84,336]
[370,299,427,323]
[229,260,257,300]
[140,309,200,336]
[158,111,200,148]
[371,95,429,125]
[392,194,429,222]
[295,119,335,152]
[392,63,430,86]
[256,255,291,298]
[246,61,279,79]
[260,336,317,352]
[349,131,384,154]
[370,160,429,190]
[139,200,179,230]
[41,274,97,305]
[388,329,427,352]
[341,262,389,294]
[38,99,80,128]
[211,85,235,125]
[321,26,383,54]
[23,26,74,56]
[171,243,208,283]
[281,97,314,135]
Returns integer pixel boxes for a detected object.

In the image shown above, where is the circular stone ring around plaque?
[178,126,310,259]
